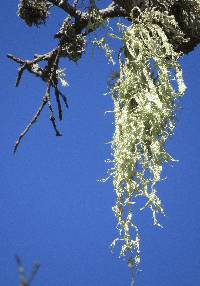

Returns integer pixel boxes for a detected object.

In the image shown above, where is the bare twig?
[26,262,40,285]
[59,91,68,108]
[49,0,82,17]
[45,48,62,136]
[55,87,63,120]
[9,0,200,153]
[16,64,27,87]
[8,54,47,82]
[15,255,40,286]
[45,83,62,137]
[16,256,26,286]
[9,47,67,153]
[13,96,47,153]
[53,84,69,108]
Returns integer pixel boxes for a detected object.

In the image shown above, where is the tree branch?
[15,255,40,286]
[9,47,67,153]
[8,0,200,152]
[49,0,82,17]
[100,3,128,19]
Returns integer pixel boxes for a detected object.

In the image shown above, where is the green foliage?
[110,9,186,267]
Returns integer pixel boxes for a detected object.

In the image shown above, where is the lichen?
[57,18,86,62]
[87,1,104,31]
[92,37,115,65]
[178,0,200,39]
[17,0,50,26]
[110,9,186,268]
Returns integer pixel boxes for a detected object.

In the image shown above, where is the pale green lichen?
[92,37,115,64]
[56,68,69,87]
[110,9,186,268]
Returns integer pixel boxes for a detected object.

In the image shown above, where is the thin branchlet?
[13,96,47,153]
[44,48,62,136]
[12,48,66,153]
[55,87,63,120]
[9,0,200,154]
[15,255,40,286]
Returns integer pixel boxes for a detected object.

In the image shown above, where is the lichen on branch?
[7,1,200,284]
[17,0,51,26]
[110,8,186,268]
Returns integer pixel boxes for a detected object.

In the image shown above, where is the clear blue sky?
[0,1,200,286]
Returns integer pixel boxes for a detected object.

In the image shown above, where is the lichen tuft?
[110,9,186,267]
[17,0,50,26]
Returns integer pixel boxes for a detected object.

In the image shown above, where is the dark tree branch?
[7,52,54,82]
[10,47,66,153]
[49,0,128,19]
[13,96,47,154]
[100,3,128,19]
[49,0,82,17]
[45,48,62,137]
[8,0,200,152]
[55,87,63,120]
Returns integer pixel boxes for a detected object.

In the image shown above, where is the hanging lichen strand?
[110,9,186,268]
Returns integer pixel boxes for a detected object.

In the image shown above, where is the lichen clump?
[110,10,186,267]
[178,0,200,39]
[18,0,50,26]
[58,19,86,62]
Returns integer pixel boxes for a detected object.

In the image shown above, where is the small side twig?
[54,85,69,112]
[45,83,62,136]
[26,262,40,286]
[13,96,47,153]
[15,255,40,286]
[7,54,48,82]
[9,47,68,153]
[16,64,27,87]
[55,87,63,120]
[45,47,62,136]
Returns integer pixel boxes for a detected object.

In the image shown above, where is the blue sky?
[0,1,200,286]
